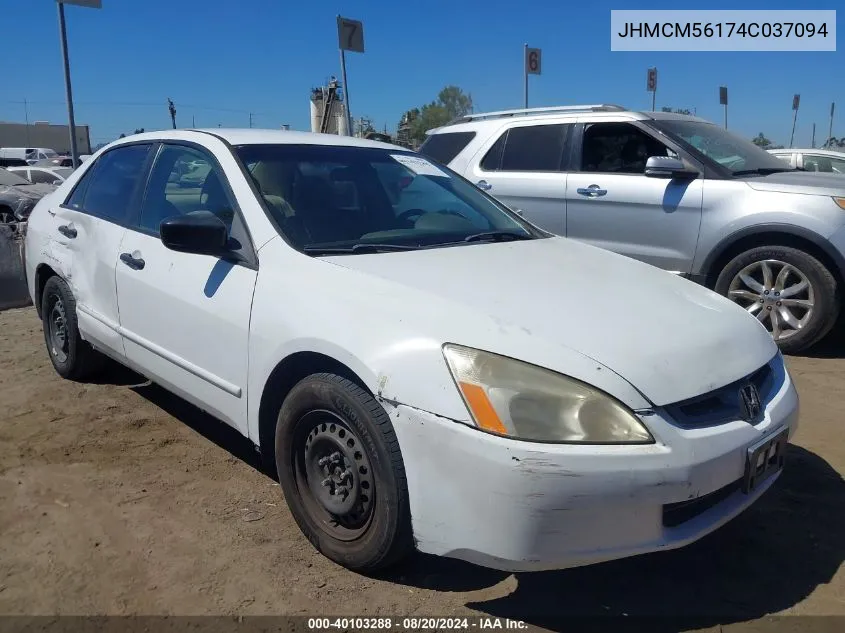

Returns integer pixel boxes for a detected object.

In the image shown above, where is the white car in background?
[768,148,845,173]
[24,129,798,573]
[7,165,73,186]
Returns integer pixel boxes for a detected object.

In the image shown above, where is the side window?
[138,144,237,235]
[72,144,151,222]
[480,132,506,171]
[772,154,792,165]
[418,132,476,165]
[500,124,568,172]
[803,155,844,173]
[581,123,673,174]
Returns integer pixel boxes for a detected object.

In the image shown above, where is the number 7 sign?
[337,17,365,53]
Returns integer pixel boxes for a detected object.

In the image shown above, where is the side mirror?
[645,156,698,179]
[160,211,228,256]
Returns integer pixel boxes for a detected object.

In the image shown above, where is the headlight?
[443,344,653,444]
[834,197,845,210]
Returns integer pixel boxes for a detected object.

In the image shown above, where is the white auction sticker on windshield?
[390,154,448,177]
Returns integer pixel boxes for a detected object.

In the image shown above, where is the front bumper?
[388,363,799,572]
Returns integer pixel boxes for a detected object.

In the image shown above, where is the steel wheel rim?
[292,410,375,542]
[727,259,815,341]
[48,296,69,363]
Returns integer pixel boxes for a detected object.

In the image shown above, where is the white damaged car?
[24,130,799,572]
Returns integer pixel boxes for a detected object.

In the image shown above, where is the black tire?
[715,245,839,354]
[40,276,106,380]
[274,373,413,572]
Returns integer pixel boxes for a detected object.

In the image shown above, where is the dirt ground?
[1,306,844,631]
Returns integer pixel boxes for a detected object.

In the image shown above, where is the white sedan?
[24,129,799,572]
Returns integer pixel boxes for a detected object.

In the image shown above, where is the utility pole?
[523,43,528,109]
[828,103,836,148]
[249,113,253,128]
[168,98,176,129]
[790,94,800,149]
[23,98,30,145]
[192,115,195,128]
[812,123,816,148]
[57,2,79,168]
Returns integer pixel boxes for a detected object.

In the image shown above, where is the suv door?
[565,120,704,273]
[464,123,570,235]
[115,142,257,434]
[49,143,153,356]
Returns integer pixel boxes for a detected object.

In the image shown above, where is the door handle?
[576,185,608,198]
[120,252,145,270]
[57,224,77,238]
[476,180,493,191]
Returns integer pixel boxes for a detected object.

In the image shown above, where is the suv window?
[66,144,151,221]
[581,123,673,174]
[419,132,476,165]
[804,154,845,174]
[481,124,569,172]
[138,144,237,235]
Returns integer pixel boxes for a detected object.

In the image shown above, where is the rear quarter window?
[419,132,476,165]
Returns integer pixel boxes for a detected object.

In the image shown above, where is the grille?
[663,356,782,429]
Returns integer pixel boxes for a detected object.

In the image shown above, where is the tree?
[134,128,145,135]
[824,136,845,149]
[405,86,473,146]
[752,133,773,148]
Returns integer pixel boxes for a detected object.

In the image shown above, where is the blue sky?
[2,0,841,147]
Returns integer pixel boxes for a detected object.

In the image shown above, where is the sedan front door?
[115,143,258,434]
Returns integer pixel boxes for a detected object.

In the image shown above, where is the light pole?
[56,0,101,169]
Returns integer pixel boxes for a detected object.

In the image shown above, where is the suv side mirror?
[645,156,698,179]
[160,211,228,256]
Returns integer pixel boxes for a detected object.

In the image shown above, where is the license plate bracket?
[742,427,788,494]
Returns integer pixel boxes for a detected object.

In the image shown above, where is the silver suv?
[422,104,845,353]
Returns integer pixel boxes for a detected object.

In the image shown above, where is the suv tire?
[715,245,839,354]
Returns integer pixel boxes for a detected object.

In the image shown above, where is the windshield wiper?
[462,231,533,243]
[732,167,798,177]
[303,243,421,255]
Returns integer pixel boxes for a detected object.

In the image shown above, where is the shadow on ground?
[802,322,845,359]
[127,380,843,632]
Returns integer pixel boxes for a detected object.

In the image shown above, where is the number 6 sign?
[526,47,542,75]
[337,16,365,53]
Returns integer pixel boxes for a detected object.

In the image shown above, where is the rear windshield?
[419,132,476,165]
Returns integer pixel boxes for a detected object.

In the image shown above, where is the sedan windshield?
[655,120,796,176]
[235,144,540,253]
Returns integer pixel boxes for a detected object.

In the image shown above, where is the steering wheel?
[397,208,428,224]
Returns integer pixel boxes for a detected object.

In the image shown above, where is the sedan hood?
[325,237,778,406]
[742,171,845,196]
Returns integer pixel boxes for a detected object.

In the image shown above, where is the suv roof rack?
[447,104,627,125]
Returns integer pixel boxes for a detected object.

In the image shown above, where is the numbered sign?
[719,86,728,106]
[647,67,657,92]
[337,16,365,53]
[526,48,542,75]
